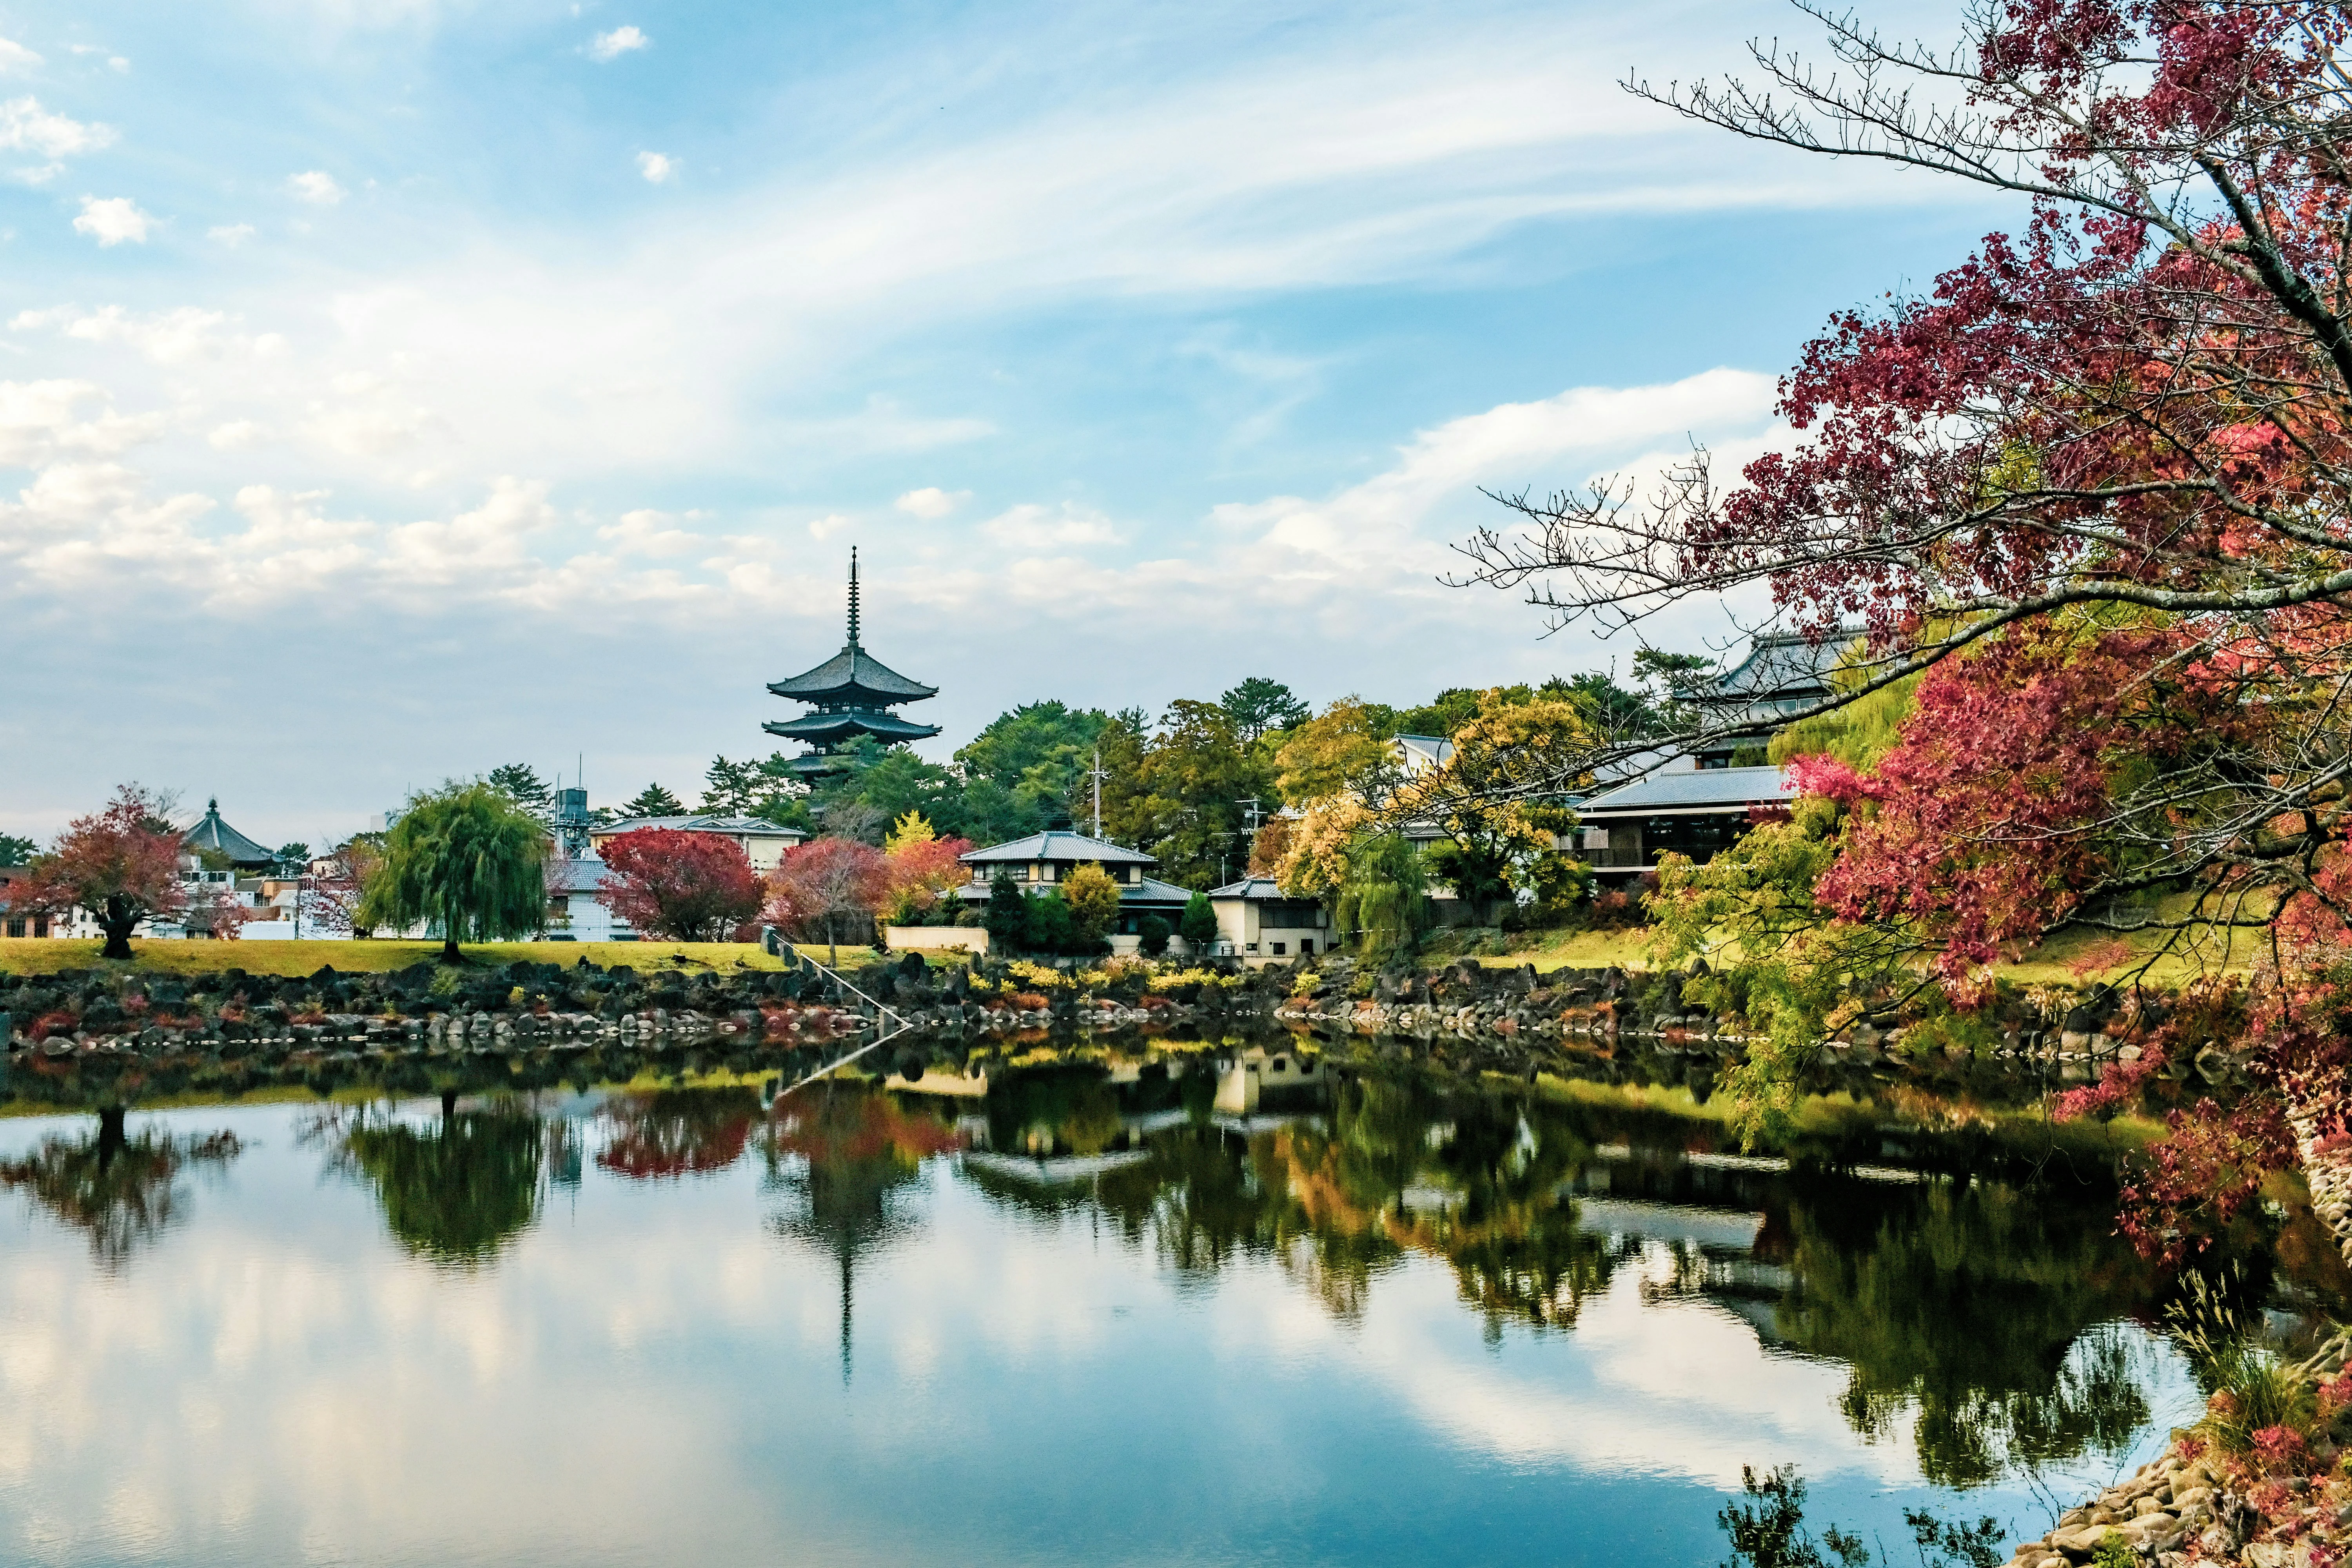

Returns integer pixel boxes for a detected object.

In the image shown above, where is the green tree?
[1060,863,1122,949]
[0,832,34,866]
[1218,677,1310,744]
[272,841,312,874]
[1124,700,1274,889]
[982,869,1029,952]
[700,753,808,824]
[954,700,1118,837]
[1136,915,1172,956]
[1025,887,1075,955]
[487,763,554,821]
[620,782,686,818]
[1274,697,1401,805]
[1178,891,1218,951]
[1336,831,1430,958]
[359,782,550,963]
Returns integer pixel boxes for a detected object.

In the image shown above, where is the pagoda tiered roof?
[183,799,276,869]
[763,550,941,771]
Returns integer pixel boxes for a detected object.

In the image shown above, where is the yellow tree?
[1059,862,1124,947]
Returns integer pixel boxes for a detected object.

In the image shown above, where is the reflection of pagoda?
[763,549,941,779]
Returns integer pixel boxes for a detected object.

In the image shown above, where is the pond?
[0,1058,2329,1568]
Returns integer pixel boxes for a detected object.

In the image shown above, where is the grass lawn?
[0,938,805,978]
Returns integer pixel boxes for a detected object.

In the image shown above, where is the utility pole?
[1087,748,1109,838]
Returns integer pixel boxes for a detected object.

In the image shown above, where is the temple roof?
[183,799,277,868]
[767,646,938,704]
[763,710,944,744]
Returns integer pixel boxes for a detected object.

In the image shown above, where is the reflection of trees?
[762,1085,964,1381]
[982,1073,1627,1332]
[0,1107,241,1269]
[1775,1179,2153,1489]
[597,1088,758,1178]
[344,1104,544,1266]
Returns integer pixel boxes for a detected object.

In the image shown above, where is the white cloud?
[979,502,1121,549]
[0,379,166,466]
[207,420,271,451]
[588,25,648,61]
[635,151,675,184]
[12,305,269,366]
[109,56,130,73]
[0,38,41,74]
[893,487,967,520]
[287,170,345,205]
[807,514,851,540]
[0,98,115,159]
[71,195,150,246]
[208,223,256,246]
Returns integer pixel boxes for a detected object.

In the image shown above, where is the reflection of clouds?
[0,1104,2180,1566]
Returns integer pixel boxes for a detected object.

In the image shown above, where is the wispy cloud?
[0,38,41,74]
[894,487,966,519]
[635,151,675,184]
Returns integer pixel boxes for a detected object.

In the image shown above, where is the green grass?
[0,938,804,977]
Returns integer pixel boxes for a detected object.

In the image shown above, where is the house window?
[1270,942,1285,956]
[5,918,22,938]
[1245,942,1258,953]
[34,916,48,938]
[1300,939,1314,955]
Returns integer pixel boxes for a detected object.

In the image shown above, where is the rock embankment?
[2004,1453,2225,1565]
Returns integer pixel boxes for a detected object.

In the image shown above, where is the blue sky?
[0,0,2009,846]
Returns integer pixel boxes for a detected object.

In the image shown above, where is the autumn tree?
[596,827,766,942]
[298,835,381,938]
[12,784,189,960]
[881,811,974,924]
[766,837,891,965]
[1387,690,1594,923]
[1458,0,2352,980]
[1059,863,1124,949]
[359,783,548,962]
[1274,697,1401,805]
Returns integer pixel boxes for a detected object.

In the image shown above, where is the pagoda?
[764,549,941,777]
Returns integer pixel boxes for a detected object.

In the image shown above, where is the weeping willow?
[1335,831,1431,959]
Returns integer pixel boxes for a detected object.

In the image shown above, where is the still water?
[0,1063,2257,1567]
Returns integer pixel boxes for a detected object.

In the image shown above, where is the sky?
[0,0,2016,849]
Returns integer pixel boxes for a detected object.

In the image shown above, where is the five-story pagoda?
[764,549,941,777]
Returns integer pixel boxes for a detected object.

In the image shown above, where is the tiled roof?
[767,645,938,703]
[1578,764,1796,815]
[960,830,1156,866]
[1209,876,1287,899]
[544,856,612,894]
[762,708,943,743]
[183,799,276,867]
[1699,632,1848,703]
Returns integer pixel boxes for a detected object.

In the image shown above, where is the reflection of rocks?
[0,1107,241,1269]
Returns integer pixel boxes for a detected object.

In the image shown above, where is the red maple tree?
[12,785,189,960]
[594,828,766,942]
[764,837,891,962]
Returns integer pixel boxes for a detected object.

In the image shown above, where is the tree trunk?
[441,936,461,964]
[100,896,137,961]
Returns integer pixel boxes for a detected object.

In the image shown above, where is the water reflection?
[0,1105,242,1269]
[339,1101,544,1266]
[597,1087,759,1179]
[760,1084,963,1380]
[956,1058,2180,1486]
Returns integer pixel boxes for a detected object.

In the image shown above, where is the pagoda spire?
[847,547,860,650]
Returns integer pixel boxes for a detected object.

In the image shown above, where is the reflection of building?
[588,814,806,869]
[763,549,942,778]
[956,830,1197,938]
[1212,1045,1325,1115]
[1206,876,1329,964]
